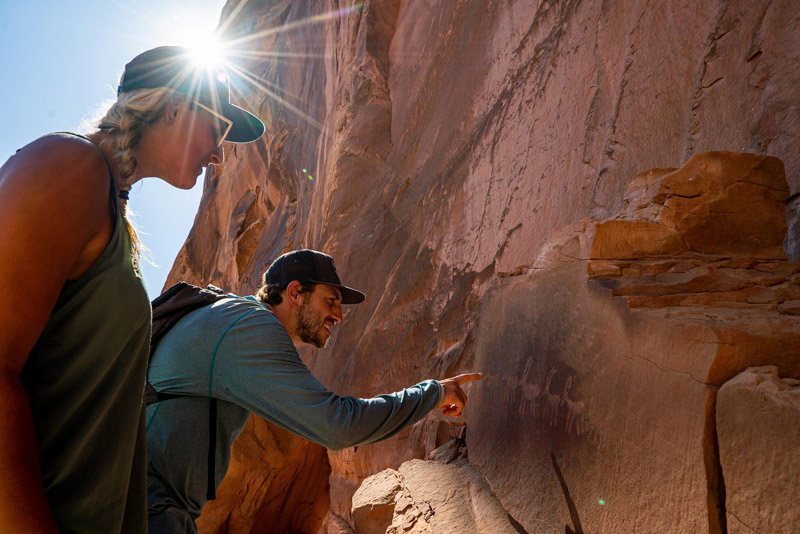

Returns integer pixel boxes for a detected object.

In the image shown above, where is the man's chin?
[301,332,328,349]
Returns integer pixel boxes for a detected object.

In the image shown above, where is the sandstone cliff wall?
[164,1,800,532]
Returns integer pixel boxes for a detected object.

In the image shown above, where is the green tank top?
[22,133,151,534]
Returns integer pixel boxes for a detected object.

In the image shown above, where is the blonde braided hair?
[95,87,176,260]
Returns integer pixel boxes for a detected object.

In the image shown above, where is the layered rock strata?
[468,151,800,533]
[160,1,800,532]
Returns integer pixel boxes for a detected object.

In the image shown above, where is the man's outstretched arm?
[215,315,483,450]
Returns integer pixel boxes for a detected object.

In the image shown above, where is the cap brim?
[222,102,265,143]
[325,284,365,304]
[340,285,366,304]
[339,285,366,304]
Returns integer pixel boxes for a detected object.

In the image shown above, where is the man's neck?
[263,300,303,349]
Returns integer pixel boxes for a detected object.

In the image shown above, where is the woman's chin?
[181,169,202,189]
[164,174,198,190]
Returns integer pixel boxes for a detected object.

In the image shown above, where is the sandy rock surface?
[160,1,800,532]
[351,454,522,534]
[717,366,800,534]
[468,152,800,532]
[195,418,330,534]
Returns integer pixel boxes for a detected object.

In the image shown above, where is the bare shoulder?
[0,134,115,278]
[1,133,113,233]
[2,134,111,198]
[0,134,115,371]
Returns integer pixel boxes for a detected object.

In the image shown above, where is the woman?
[0,46,264,533]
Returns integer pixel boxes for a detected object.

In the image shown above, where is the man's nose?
[332,304,343,323]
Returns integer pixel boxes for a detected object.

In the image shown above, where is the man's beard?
[297,301,329,348]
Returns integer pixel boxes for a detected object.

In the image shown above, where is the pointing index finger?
[454,373,484,385]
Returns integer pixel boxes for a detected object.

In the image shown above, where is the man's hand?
[439,373,484,417]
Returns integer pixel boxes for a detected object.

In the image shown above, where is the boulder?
[350,470,403,534]
[717,367,800,533]
[351,456,522,534]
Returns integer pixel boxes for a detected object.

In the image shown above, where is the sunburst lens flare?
[185,34,227,69]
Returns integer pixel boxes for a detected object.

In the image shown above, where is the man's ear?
[285,280,305,308]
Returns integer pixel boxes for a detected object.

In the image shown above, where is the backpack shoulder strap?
[150,282,228,353]
[146,282,229,405]
[146,281,233,502]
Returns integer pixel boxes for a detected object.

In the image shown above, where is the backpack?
[147,281,229,500]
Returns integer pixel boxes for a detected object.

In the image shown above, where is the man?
[146,249,482,533]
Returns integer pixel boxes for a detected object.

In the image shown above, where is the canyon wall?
[165,1,800,532]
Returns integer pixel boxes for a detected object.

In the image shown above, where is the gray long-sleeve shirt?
[145,295,442,519]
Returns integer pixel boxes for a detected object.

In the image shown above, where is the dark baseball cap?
[266,250,366,304]
[117,45,264,143]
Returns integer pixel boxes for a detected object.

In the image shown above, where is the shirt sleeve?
[211,311,442,450]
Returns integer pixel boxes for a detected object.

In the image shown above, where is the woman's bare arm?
[0,135,112,532]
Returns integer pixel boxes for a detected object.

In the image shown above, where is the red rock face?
[195,417,330,534]
[468,151,800,532]
[164,1,800,532]
[717,366,800,533]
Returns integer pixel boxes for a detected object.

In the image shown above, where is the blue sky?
[0,0,228,297]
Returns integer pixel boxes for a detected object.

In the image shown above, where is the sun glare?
[185,34,227,69]
[158,2,230,70]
